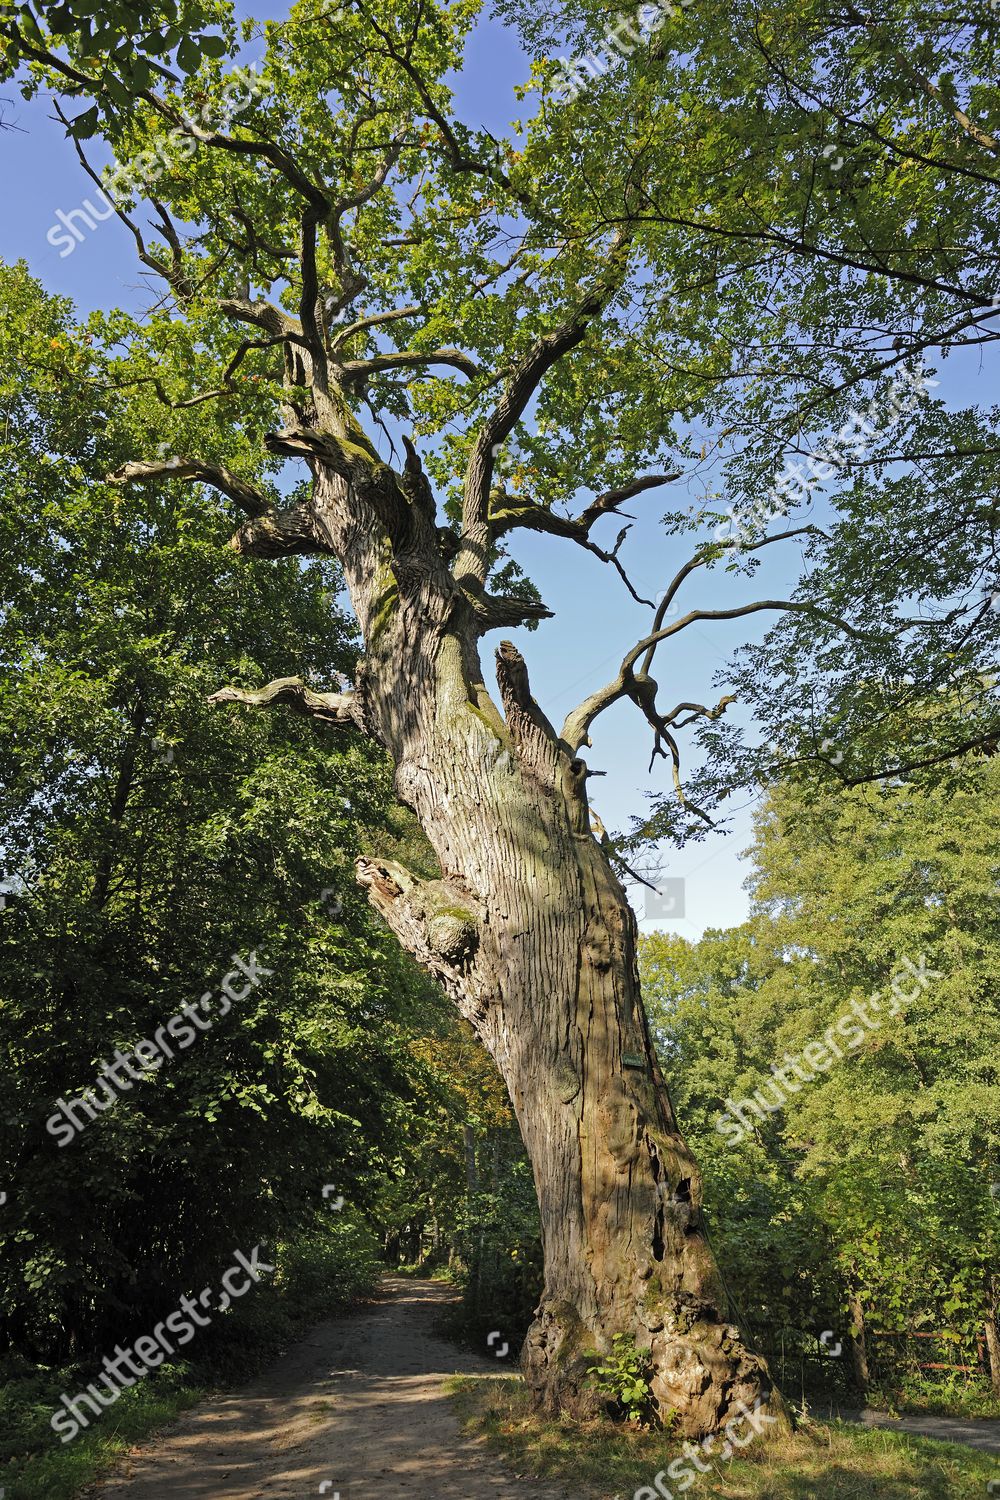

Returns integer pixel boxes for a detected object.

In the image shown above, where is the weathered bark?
[985,1278,1000,1396]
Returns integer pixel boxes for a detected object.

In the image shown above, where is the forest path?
[92,1277,566,1500]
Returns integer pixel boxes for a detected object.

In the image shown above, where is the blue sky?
[1,7,985,940]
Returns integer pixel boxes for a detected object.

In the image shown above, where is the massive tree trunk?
[225,454,774,1436]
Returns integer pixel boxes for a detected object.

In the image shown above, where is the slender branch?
[456,228,634,587]
[584,526,654,608]
[147,92,330,214]
[562,598,869,751]
[653,725,714,826]
[643,525,827,673]
[330,303,421,351]
[834,724,1000,786]
[354,2,532,210]
[659,695,737,730]
[55,105,187,298]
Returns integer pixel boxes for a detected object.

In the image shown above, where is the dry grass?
[448,1374,998,1499]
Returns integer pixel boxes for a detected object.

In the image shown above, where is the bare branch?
[652,725,714,826]
[209,675,370,732]
[55,104,187,299]
[562,598,868,751]
[658,696,737,730]
[107,456,273,517]
[575,473,681,532]
[643,525,827,672]
[339,348,479,380]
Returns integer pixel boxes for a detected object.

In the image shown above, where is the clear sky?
[1,7,986,940]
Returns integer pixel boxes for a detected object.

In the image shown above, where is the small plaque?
[622,1053,646,1069]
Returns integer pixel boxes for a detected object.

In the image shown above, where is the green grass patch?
[865,1379,1000,1421]
[448,1373,1000,1499]
[0,1220,381,1500]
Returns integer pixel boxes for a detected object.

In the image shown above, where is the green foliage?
[0,260,433,1365]
[445,1171,543,1356]
[640,763,1000,1407]
[368,1014,543,1356]
[585,1334,657,1427]
[0,0,234,128]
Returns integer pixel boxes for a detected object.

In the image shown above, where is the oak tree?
[21,0,974,1431]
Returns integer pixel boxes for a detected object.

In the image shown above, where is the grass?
[866,1380,1000,1421]
[448,1374,1000,1500]
[0,1364,206,1500]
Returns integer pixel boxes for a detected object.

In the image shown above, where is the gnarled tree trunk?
[219,452,773,1435]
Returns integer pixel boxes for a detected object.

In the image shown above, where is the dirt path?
[93,1278,566,1500]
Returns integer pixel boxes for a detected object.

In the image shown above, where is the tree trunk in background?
[463,1124,479,1196]
[848,1290,870,1394]
[985,1280,1000,1396]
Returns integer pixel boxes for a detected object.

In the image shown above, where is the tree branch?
[147,92,331,214]
[355,856,481,1005]
[329,302,421,351]
[575,473,682,532]
[107,456,273,517]
[339,348,479,380]
[208,675,371,733]
[455,228,634,588]
[562,598,869,751]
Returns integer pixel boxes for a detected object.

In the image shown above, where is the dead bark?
[985,1277,1000,1396]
